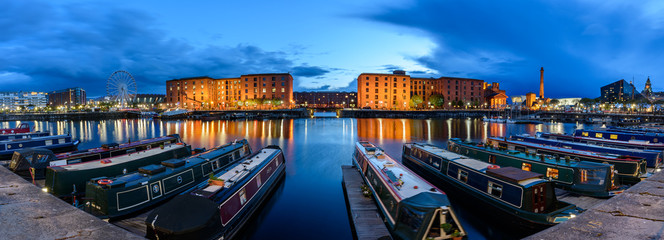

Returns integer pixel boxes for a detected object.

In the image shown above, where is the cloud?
[366,0,664,97]
[0,0,325,97]
[291,65,330,77]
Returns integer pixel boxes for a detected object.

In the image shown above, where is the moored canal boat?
[573,129,664,145]
[0,123,31,134]
[0,131,50,141]
[487,137,648,184]
[353,141,467,240]
[44,142,192,198]
[0,134,80,160]
[538,132,664,152]
[84,139,251,219]
[9,135,183,180]
[402,143,582,235]
[145,145,286,240]
[447,138,623,197]
[513,134,662,168]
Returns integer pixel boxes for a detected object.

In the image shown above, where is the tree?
[455,100,465,109]
[429,94,445,108]
[409,95,423,109]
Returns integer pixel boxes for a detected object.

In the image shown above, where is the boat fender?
[98,179,113,185]
[487,165,500,170]
[100,159,112,164]
[414,186,418,189]
[147,145,151,150]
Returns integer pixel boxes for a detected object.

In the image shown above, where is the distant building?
[643,77,653,97]
[556,98,581,106]
[600,79,645,103]
[294,92,356,108]
[357,70,503,109]
[48,87,86,108]
[165,73,294,110]
[133,94,165,108]
[483,82,508,109]
[526,93,538,110]
[0,91,48,110]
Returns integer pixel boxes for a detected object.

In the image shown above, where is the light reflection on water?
[2,118,586,239]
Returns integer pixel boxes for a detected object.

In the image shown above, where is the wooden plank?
[342,165,392,240]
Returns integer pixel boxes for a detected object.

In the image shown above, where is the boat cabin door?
[532,183,546,213]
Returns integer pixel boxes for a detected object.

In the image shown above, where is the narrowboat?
[145,145,286,240]
[353,141,467,240]
[44,142,191,198]
[487,137,648,184]
[0,123,31,134]
[573,129,664,145]
[447,138,623,197]
[538,132,664,152]
[402,143,582,235]
[513,135,662,168]
[9,135,183,180]
[0,134,80,160]
[84,139,252,219]
[0,131,50,141]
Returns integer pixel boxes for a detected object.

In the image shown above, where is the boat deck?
[55,135,175,158]
[358,142,443,200]
[341,165,392,240]
[491,138,635,160]
[217,148,277,188]
[55,144,185,171]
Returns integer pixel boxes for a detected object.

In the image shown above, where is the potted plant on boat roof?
[208,174,225,186]
[441,223,452,234]
[451,229,462,240]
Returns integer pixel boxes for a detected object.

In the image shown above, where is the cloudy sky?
[1,0,663,98]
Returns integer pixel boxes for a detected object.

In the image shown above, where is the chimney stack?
[539,67,544,99]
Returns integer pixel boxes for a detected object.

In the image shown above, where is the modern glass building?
[600,80,643,103]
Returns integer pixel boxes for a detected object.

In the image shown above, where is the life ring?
[487,165,500,170]
[97,179,113,185]
[147,145,152,150]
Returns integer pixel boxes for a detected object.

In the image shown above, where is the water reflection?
[0,118,589,240]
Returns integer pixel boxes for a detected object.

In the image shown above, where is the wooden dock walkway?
[341,165,392,240]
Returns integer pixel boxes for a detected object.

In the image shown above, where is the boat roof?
[52,144,187,171]
[412,142,548,187]
[448,139,609,169]
[214,147,278,189]
[356,142,444,200]
[488,137,638,160]
[542,132,664,146]
[55,135,177,158]
[0,134,70,143]
[518,135,660,154]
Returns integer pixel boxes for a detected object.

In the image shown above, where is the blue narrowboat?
[9,135,182,180]
[0,131,50,141]
[487,137,648,184]
[0,134,79,160]
[573,129,664,144]
[447,138,623,197]
[513,135,662,168]
[538,132,664,152]
[85,139,252,219]
[145,145,286,240]
[402,143,582,236]
[353,141,467,240]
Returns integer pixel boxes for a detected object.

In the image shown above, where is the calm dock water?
[1,118,586,239]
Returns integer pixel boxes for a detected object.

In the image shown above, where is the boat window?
[489,155,496,164]
[546,168,559,179]
[579,169,607,185]
[234,151,240,160]
[522,163,531,171]
[582,132,588,137]
[45,140,52,146]
[610,134,618,140]
[458,170,468,183]
[239,189,247,205]
[655,138,659,143]
[257,175,262,187]
[595,133,602,138]
[59,138,65,144]
[488,182,503,198]
[397,206,426,233]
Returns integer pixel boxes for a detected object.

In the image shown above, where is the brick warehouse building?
[165,73,293,110]
[357,70,508,109]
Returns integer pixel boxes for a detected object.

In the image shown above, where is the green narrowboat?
[85,139,251,219]
[486,137,648,184]
[402,143,582,236]
[45,142,191,199]
[447,138,623,197]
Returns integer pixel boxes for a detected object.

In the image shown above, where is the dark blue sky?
[1,0,662,98]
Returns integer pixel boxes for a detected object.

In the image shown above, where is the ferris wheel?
[107,70,137,108]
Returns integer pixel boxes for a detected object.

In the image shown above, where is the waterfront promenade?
[0,166,142,240]
[525,169,664,240]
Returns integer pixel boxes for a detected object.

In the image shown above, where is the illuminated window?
[595,133,603,138]
[582,132,588,137]
[610,134,618,140]
[546,168,559,179]
[522,163,531,171]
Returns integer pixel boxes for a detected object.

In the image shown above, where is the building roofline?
[240,73,292,77]
[167,76,214,82]
[358,73,411,76]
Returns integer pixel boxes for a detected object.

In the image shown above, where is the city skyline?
[2,0,663,98]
